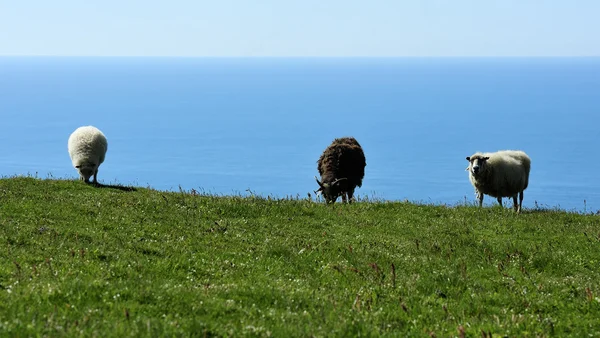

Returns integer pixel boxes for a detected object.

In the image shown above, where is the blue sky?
[1,1,598,57]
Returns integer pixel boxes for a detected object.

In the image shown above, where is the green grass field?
[1,177,599,337]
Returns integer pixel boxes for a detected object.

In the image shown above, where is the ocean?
[1,57,599,211]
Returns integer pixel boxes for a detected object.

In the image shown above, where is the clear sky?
[1,0,598,57]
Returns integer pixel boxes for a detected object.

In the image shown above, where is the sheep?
[315,137,366,204]
[466,150,531,213]
[68,126,108,184]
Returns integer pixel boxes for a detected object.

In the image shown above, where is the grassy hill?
[1,177,599,336]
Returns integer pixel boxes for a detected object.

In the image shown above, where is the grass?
[1,176,599,337]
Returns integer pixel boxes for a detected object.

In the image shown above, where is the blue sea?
[1,57,599,211]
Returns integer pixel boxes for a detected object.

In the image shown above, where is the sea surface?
[1,57,599,211]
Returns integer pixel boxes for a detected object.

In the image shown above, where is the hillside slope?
[1,177,599,336]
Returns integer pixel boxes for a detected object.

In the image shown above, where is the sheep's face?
[321,183,342,203]
[315,176,346,203]
[466,155,489,176]
[75,163,97,182]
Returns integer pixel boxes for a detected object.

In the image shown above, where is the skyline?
[1,1,599,57]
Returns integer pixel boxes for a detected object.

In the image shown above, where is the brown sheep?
[315,137,366,203]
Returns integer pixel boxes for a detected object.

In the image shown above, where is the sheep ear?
[75,165,81,168]
[484,157,490,161]
[466,157,471,161]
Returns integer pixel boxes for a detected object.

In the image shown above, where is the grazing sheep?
[466,150,531,213]
[315,137,366,203]
[68,126,108,184]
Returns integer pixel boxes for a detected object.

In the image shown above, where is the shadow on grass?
[520,209,554,215]
[90,182,137,192]
[521,207,598,215]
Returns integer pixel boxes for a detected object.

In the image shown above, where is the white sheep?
[68,126,108,184]
[466,150,531,213]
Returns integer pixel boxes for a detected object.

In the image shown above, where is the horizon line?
[1,54,599,59]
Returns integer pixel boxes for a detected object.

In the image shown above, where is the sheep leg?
[93,169,98,184]
[512,195,519,212]
[497,197,503,207]
[477,192,484,207]
[347,188,355,204]
[518,191,524,213]
[341,194,347,203]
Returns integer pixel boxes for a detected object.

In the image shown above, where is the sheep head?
[75,162,97,183]
[466,155,490,176]
[315,176,347,203]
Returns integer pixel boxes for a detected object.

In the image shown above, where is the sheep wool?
[315,137,366,204]
[466,150,531,213]
[68,126,108,184]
